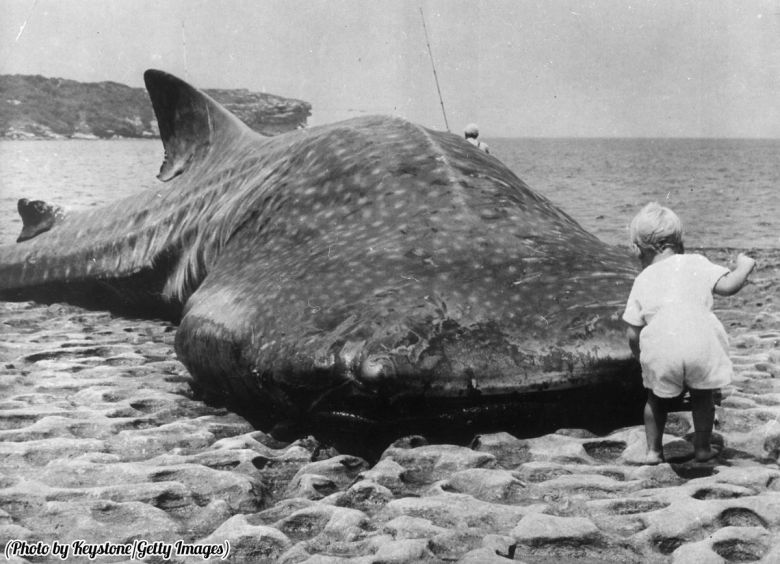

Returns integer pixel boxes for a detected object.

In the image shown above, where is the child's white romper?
[623,254,732,398]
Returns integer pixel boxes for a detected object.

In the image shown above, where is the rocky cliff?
[0,74,311,140]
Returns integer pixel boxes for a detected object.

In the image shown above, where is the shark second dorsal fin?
[16,198,65,242]
[143,69,256,182]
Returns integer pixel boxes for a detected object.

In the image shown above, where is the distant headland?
[0,74,311,140]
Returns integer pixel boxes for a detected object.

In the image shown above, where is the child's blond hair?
[629,202,684,255]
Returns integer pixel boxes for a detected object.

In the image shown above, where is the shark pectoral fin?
[143,69,257,182]
[16,198,64,242]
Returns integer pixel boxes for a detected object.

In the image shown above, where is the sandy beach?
[1,246,778,563]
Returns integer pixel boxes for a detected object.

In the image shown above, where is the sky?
[2,0,780,138]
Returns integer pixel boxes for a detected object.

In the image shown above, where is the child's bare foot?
[644,450,664,465]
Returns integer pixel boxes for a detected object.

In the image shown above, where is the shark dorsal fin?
[143,69,256,182]
[17,198,64,242]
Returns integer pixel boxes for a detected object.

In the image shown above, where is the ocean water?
[0,140,161,245]
[497,137,778,249]
[0,137,777,248]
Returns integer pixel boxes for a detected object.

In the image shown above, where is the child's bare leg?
[690,389,717,462]
[644,391,667,464]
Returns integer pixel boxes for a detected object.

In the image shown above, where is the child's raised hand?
[736,253,756,273]
[714,253,756,296]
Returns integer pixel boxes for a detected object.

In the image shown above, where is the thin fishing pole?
[419,7,450,132]
[1,0,40,70]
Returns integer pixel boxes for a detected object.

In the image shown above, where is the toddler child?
[622,202,756,464]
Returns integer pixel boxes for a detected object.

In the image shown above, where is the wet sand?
[1,247,778,563]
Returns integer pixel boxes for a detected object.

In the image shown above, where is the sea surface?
[0,137,777,248]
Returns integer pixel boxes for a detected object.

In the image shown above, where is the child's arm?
[626,324,642,359]
[713,253,757,296]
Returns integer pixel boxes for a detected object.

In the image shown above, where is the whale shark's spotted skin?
[0,70,640,432]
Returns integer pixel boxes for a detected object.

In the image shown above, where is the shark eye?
[360,354,395,382]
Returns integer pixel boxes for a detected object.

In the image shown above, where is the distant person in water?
[464,123,489,153]
[622,202,756,465]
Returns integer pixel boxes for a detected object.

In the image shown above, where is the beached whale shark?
[0,70,642,437]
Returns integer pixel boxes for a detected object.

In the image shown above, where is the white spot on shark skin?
[307,299,321,314]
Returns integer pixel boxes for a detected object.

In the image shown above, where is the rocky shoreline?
[1,247,778,563]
